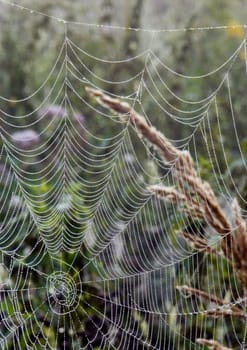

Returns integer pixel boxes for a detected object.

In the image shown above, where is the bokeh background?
[1,1,247,349]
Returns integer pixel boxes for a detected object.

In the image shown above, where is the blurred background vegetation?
[1,0,247,349]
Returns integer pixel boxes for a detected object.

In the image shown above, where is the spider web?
[0,4,247,350]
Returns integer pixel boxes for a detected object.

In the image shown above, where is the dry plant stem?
[86,87,247,290]
[232,199,247,289]
[86,88,230,234]
[176,285,245,316]
[176,285,228,305]
[196,339,233,350]
[85,87,180,163]
[179,231,221,254]
[204,309,247,318]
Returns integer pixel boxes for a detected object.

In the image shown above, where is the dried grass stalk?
[196,339,233,350]
[86,87,247,290]
[204,309,247,318]
[179,231,221,254]
[176,285,246,318]
[176,285,228,308]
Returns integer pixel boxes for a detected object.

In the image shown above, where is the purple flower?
[38,104,85,126]
[38,104,66,120]
[73,112,85,125]
[11,129,40,149]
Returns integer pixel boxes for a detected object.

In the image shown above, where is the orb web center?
[46,271,80,315]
